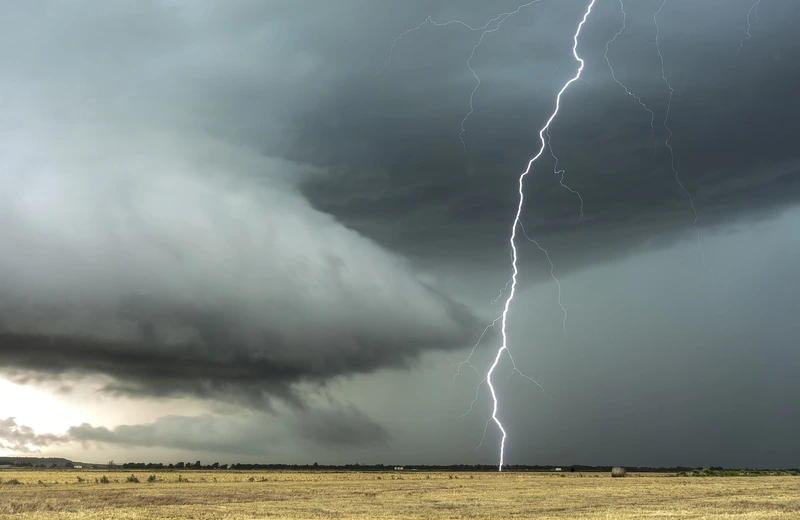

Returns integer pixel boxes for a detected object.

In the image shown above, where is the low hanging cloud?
[68,405,389,455]
[2,404,390,457]
[0,2,479,409]
[0,116,479,408]
[0,418,67,453]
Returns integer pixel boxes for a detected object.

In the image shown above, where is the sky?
[1,0,798,469]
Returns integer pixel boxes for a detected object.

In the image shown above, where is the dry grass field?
[1,470,798,519]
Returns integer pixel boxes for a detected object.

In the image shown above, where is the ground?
[1,470,798,519]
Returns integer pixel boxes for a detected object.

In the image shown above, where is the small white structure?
[393,466,404,471]
[554,467,562,472]
[74,466,83,469]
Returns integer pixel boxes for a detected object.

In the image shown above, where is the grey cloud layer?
[0,418,67,453]
[3,404,389,456]
[0,2,482,405]
[67,405,389,455]
[0,121,479,405]
[6,0,795,277]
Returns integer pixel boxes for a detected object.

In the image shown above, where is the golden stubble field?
[1,470,799,519]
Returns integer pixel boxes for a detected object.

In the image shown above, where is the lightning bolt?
[490,279,512,305]
[375,0,728,474]
[539,53,571,90]
[546,128,585,226]
[379,0,597,472]
[451,316,502,385]
[458,1,544,150]
[376,2,545,150]
[654,0,708,269]
[486,0,597,471]
[451,312,547,407]
[606,1,709,273]
[519,222,567,336]
[382,5,562,468]
[737,0,763,57]
[604,0,658,156]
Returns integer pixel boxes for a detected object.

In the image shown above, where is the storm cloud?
[0,120,483,406]
[292,0,800,274]
[1,0,798,467]
[0,1,481,408]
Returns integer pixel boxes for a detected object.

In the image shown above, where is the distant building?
[394,466,404,471]
[73,466,83,469]
[554,467,562,472]
[0,464,12,469]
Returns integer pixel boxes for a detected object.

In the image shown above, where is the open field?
[1,470,798,519]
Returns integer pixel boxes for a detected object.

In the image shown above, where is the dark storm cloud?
[0,1,482,406]
[5,0,794,282]
[286,0,800,273]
